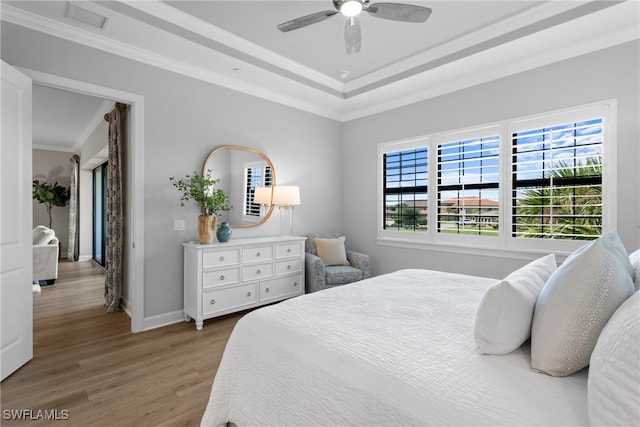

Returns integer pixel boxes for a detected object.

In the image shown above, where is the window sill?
[376,237,574,262]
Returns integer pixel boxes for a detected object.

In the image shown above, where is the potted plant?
[170,170,231,244]
[32,180,70,229]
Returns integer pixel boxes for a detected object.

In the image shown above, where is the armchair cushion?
[315,236,349,266]
[326,265,364,286]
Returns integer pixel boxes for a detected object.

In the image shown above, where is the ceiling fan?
[277,0,432,55]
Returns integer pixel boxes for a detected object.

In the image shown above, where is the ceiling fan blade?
[277,10,338,32]
[344,17,362,55]
[366,3,432,23]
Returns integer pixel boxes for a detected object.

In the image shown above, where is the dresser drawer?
[260,275,302,302]
[203,249,240,268]
[242,245,273,263]
[203,283,257,315]
[275,242,302,259]
[242,263,273,281]
[276,259,302,276]
[203,267,240,288]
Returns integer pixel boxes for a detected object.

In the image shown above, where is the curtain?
[104,104,126,312]
[67,154,80,261]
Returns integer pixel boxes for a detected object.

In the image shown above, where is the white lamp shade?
[272,186,300,206]
[253,186,272,205]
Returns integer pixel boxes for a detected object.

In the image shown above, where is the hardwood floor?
[1,261,244,426]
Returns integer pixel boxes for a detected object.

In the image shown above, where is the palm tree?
[515,157,602,240]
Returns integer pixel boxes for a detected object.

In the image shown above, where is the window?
[244,162,272,220]
[93,162,108,268]
[378,101,614,255]
[511,118,603,241]
[437,134,500,237]
[383,146,428,232]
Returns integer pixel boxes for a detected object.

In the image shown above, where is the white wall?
[1,22,343,321]
[342,40,640,279]
[32,149,73,256]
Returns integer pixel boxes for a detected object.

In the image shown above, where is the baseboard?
[77,255,92,262]
[142,310,185,331]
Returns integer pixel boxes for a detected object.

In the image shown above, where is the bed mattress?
[201,269,589,426]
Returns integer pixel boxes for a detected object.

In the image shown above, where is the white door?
[1,61,33,381]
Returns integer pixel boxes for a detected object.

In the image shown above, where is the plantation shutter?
[436,135,500,236]
[511,118,603,240]
[383,147,428,231]
[245,165,272,217]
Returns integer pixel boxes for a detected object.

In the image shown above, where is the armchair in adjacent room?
[33,225,59,285]
[305,233,371,293]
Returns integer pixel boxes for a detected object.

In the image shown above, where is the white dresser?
[183,236,306,330]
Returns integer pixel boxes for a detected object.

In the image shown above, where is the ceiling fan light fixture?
[340,0,363,17]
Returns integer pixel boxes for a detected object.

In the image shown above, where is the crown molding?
[344,0,585,93]
[339,0,639,121]
[3,1,638,124]
[118,0,345,93]
[1,3,344,121]
[70,99,114,153]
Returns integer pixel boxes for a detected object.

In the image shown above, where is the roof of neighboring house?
[440,197,499,207]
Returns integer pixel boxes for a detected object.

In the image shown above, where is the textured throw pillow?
[531,230,635,376]
[474,254,557,355]
[315,236,349,266]
[629,249,640,290]
[33,226,55,245]
[588,291,639,427]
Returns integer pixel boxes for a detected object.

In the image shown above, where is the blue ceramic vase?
[216,221,232,243]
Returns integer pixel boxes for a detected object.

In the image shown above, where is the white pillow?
[629,249,640,290]
[33,226,55,245]
[588,291,639,427]
[474,254,556,355]
[315,236,349,266]
[531,230,635,376]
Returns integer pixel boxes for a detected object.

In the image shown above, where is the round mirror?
[203,145,276,228]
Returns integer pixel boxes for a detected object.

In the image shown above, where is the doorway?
[23,66,145,332]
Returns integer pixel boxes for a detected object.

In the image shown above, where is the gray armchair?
[305,233,371,293]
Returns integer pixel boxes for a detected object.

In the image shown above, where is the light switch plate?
[173,220,185,231]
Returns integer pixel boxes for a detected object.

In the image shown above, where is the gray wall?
[342,40,640,279]
[4,21,638,326]
[2,22,343,320]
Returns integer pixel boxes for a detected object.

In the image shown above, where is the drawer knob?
[287,248,291,253]
[247,292,252,297]
[219,256,224,261]
[210,299,216,305]
[256,252,261,257]
[265,287,270,293]
[293,282,298,287]
[287,264,291,270]
[256,269,261,274]
[219,275,225,281]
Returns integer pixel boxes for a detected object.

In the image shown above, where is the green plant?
[32,180,70,229]
[170,170,232,216]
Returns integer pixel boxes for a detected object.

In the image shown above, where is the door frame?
[20,67,145,333]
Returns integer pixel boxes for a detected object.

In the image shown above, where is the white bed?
[201,269,589,426]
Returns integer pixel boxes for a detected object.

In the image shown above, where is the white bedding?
[202,269,589,426]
